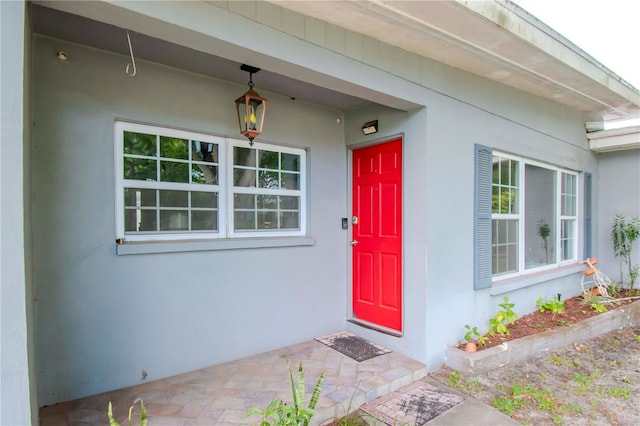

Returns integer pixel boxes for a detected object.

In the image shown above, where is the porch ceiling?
[31,1,640,121]
[268,0,640,122]
[29,3,369,112]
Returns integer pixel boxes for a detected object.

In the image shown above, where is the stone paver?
[39,336,427,425]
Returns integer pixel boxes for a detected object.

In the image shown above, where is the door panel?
[356,251,374,303]
[352,139,402,331]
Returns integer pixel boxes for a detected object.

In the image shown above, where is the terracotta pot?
[465,342,477,353]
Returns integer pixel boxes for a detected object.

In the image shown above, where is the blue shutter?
[584,173,592,259]
[474,144,493,290]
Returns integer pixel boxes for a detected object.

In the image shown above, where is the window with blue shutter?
[474,144,493,289]
[584,173,592,259]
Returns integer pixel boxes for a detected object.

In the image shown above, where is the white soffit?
[587,126,640,152]
[268,0,640,121]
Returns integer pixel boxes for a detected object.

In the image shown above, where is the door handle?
[350,240,359,246]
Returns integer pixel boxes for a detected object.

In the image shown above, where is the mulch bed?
[459,289,640,351]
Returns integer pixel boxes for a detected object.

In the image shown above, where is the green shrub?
[246,360,325,426]
[489,297,518,335]
[108,399,147,426]
[536,296,565,316]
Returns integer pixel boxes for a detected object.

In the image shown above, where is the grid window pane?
[191,191,217,209]
[160,161,189,183]
[160,190,188,208]
[561,173,577,216]
[281,173,300,190]
[234,211,255,230]
[234,147,255,167]
[191,164,218,185]
[561,219,575,261]
[492,219,518,275]
[160,211,188,231]
[492,156,518,214]
[124,131,156,156]
[282,153,300,171]
[124,208,157,232]
[191,211,217,231]
[259,150,279,169]
[124,188,156,207]
[191,141,219,185]
[258,170,279,189]
[234,168,256,187]
[280,211,299,229]
[160,137,188,160]
[233,194,301,232]
[257,195,278,209]
[280,196,299,209]
[124,158,157,181]
[234,194,255,209]
[124,208,136,232]
[191,141,217,163]
[258,211,278,229]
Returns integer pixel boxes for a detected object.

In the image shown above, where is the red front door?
[352,139,402,332]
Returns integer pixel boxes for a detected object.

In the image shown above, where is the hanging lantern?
[235,65,267,146]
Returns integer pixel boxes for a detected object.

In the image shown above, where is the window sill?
[116,236,315,255]
[490,263,584,296]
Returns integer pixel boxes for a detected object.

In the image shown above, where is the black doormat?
[360,379,464,425]
[315,331,391,362]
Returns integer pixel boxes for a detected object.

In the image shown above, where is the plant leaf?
[107,401,120,426]
[296,362,305,411]
[139,400,147,426]
[308,371,325,410]
[245,406,264,417]
[287,359,300,413]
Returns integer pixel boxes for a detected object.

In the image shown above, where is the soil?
[459,290,639,351]
[433,323,640,425]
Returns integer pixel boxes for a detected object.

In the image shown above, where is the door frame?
[346,136,405,337]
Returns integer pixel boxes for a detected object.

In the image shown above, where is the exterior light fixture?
[362,120,378,135]
[235,64,267,146]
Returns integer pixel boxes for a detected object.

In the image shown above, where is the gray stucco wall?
[344,104,429,362]
[422,93,596,360]
[32,36,348,405]
[1,1,33,424]
[29,0,605,407]
[342,79,595,370]
[596,149,640,283]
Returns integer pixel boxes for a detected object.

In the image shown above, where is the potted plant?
[464,325,481,353]
[537,218,551,264]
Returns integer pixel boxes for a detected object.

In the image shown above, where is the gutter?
[587,126,640,152]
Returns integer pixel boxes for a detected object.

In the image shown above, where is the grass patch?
[598,387,631,400]
[490,381,568,418]
[560,404,582,415]
[546,355,574,367]
[573,372,596,394]
[447,371,483,395]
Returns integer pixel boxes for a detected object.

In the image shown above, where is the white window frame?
[227,139,306,238]
[492,151,579,282]
[115,121,306,242]
[560,171,578,262]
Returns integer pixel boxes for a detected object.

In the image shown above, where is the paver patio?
[39,336,427,425]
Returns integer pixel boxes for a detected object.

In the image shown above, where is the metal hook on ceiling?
[125,31,137,77]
